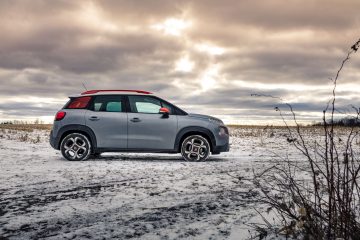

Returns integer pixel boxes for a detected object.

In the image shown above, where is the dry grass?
[0,124,52,132]
[0,124,51,144]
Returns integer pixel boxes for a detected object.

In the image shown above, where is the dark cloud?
[0,101,63,116]
[221,49,348,84]
[0,0,359,123]
[189,0,360,31]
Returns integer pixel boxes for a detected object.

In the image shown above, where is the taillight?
[55,111,66,121]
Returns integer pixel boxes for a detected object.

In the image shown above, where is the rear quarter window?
[66,96,91,109]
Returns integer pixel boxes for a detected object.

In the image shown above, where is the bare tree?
[252,39,360,239]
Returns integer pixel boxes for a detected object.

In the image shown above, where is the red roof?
[81,90,152,95]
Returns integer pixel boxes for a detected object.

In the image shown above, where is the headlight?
[219,126,229,136]
[208,117,223,125]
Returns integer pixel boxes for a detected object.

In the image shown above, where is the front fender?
[174,126,216,152]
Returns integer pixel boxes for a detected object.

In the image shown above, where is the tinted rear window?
[66,96,91,109]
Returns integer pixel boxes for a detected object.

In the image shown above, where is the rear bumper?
[49,130,56,149]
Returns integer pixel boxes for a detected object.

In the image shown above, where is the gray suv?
[50,90,229,161]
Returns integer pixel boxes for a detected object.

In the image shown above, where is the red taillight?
[55,111,66,121]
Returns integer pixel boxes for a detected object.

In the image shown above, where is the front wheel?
[60,133,92,161]
[181,135,211,161]
[90,152,102,158]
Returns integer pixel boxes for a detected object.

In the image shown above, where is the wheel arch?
[175,126,216,153]
[55,124,97,152]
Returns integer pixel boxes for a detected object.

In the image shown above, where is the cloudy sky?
[1,0,360,124]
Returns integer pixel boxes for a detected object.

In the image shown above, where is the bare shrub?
[252,39,360,239]
[18,133,29,142]
[32,135,41,144]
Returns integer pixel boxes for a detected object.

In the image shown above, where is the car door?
[85,95,128,149]
[127,95,178,150]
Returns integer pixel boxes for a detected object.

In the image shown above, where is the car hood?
[188,113,223,122]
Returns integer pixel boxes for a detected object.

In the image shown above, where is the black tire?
[181,135,211,161]
[60,133,92,161]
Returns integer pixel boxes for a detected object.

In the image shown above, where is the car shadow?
[85,154,228,162]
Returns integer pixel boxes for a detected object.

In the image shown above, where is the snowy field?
[0,125,331,239]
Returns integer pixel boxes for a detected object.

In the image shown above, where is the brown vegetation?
[251,39,360,239]
[0,124,52,132]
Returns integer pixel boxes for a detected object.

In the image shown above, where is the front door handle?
[89,116,100,121]
[130,117,141,123]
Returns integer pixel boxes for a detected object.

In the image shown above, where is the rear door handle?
[130,117,141,122]
[89,116,100,121]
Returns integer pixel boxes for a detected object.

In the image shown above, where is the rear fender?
[53,124,97,151]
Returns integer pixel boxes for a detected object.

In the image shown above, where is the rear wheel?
[60,133,91,161]
[181,135,211,161]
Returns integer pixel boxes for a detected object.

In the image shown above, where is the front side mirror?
[159,107,170,116]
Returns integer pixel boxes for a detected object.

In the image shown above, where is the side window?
[91,96,124,112]
[128,96,162,114]
[94,102,102,111]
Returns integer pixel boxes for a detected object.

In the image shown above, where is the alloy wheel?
[61,133,91,161]
[181,135,210,161]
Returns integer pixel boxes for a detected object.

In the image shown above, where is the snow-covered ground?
[0,126,319,239]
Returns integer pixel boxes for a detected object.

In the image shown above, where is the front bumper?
[213,141,230,153]
[211,125,230,154]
